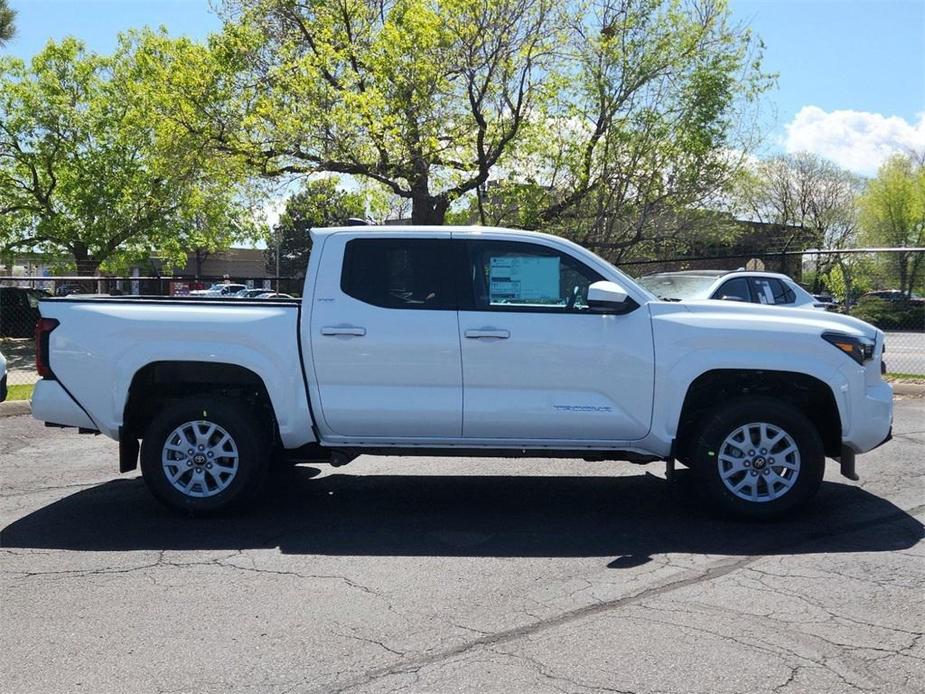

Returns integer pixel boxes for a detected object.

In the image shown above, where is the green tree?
[0,36,258,275]
[148,0,767,229]
[200,0,558,225]
[530,0,770,233]
[265,177,366,277]
[859,154,925,297]
[0,0,15,46]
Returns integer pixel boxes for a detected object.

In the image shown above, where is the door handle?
[321,326,366,336]
[464,329,510,339]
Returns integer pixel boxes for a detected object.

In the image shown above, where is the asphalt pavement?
[1,398,923,693]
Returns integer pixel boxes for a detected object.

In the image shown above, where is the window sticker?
[489,256,561,304]
[754,279,774,304]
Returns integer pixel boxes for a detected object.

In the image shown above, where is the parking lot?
[1,397,923,694]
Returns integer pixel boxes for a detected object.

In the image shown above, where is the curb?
[0,400,32,418]
[892,383,925,397]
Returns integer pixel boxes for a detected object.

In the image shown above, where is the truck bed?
[35,295,314,449]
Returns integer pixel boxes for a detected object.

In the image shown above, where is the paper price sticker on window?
[754,279,775,305]
[489,256,560,305]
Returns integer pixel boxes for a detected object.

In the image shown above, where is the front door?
[457,239,654,441]
[309,235,462,438]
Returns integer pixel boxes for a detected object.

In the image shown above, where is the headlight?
[822,332,875,365]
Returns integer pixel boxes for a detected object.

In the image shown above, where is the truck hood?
[653,300,880,341]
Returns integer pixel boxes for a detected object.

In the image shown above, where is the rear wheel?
[691,397,825,520]
[140,396,269,514]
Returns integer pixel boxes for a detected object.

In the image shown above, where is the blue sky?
[4,0,924,176]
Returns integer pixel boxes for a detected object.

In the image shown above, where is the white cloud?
[784,106,925,177]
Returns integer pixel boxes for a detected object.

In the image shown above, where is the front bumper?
[841,379,893,454]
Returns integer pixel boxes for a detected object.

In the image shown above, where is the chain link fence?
[2,248,923,398]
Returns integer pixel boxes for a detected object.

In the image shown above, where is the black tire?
[140,396,270,514]
[691,396,825,520]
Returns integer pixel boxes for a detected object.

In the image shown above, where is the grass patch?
[4,383,34,401]
[885,372,925,383]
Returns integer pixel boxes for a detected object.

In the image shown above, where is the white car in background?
[638,270,825,309]
[235,288,274,299]
[189,283,248,297]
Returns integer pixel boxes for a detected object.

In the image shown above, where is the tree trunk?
[194,249,210,279]
[410,194,449,225]
[72,245,101,293]
[897,253,909,298]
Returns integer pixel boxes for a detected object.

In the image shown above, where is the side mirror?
[587,280,630,312]
[717,295,748,302]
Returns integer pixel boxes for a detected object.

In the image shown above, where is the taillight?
[35,318,59,378]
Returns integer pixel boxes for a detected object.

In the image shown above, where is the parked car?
[256,292,294,299]
[54,284,84,297]
[812,293,839,311]
[234,288,274,299]
[0,350,7,402]
[190,283,248,297]
[0,286,42,337]
[861,290,924,306]
[637,270,824,309]
[31,226,892,519]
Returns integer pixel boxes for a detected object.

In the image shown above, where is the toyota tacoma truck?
[30,226,893,518]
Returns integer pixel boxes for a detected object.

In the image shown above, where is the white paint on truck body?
[32,226,891,461]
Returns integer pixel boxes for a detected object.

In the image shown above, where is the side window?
[749,278,795,305]
[341,238,455,310]
[464,241,603,312]
[713,277,751,302]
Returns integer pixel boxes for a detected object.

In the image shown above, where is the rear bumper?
[31,380,96,430]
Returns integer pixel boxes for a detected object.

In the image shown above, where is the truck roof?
[310,224,540,238]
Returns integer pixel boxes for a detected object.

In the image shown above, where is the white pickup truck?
[31,226,893,519]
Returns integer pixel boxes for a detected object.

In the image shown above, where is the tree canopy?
[0,36,261,274]
[733,153,862,290]
[859,154,925,297]
[144,0,769,230]
[0,0,15,46]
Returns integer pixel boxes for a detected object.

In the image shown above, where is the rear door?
[456,238,655,441]
[308,234,463,438]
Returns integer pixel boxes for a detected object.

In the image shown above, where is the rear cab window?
[341,238,456,310]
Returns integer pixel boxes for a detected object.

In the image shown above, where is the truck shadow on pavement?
[2,468,922,564]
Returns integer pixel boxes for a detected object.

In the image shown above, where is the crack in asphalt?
[0,480,107,499]
[486,646,637,694]
[2,549,383,600]
[621,606,887,692]
[286,502,925,694]
[3,503,920,692]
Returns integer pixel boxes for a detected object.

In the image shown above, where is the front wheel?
[691,397,825,520]
[140,396,269,514]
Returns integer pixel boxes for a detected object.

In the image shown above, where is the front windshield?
[637,274,716,301]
